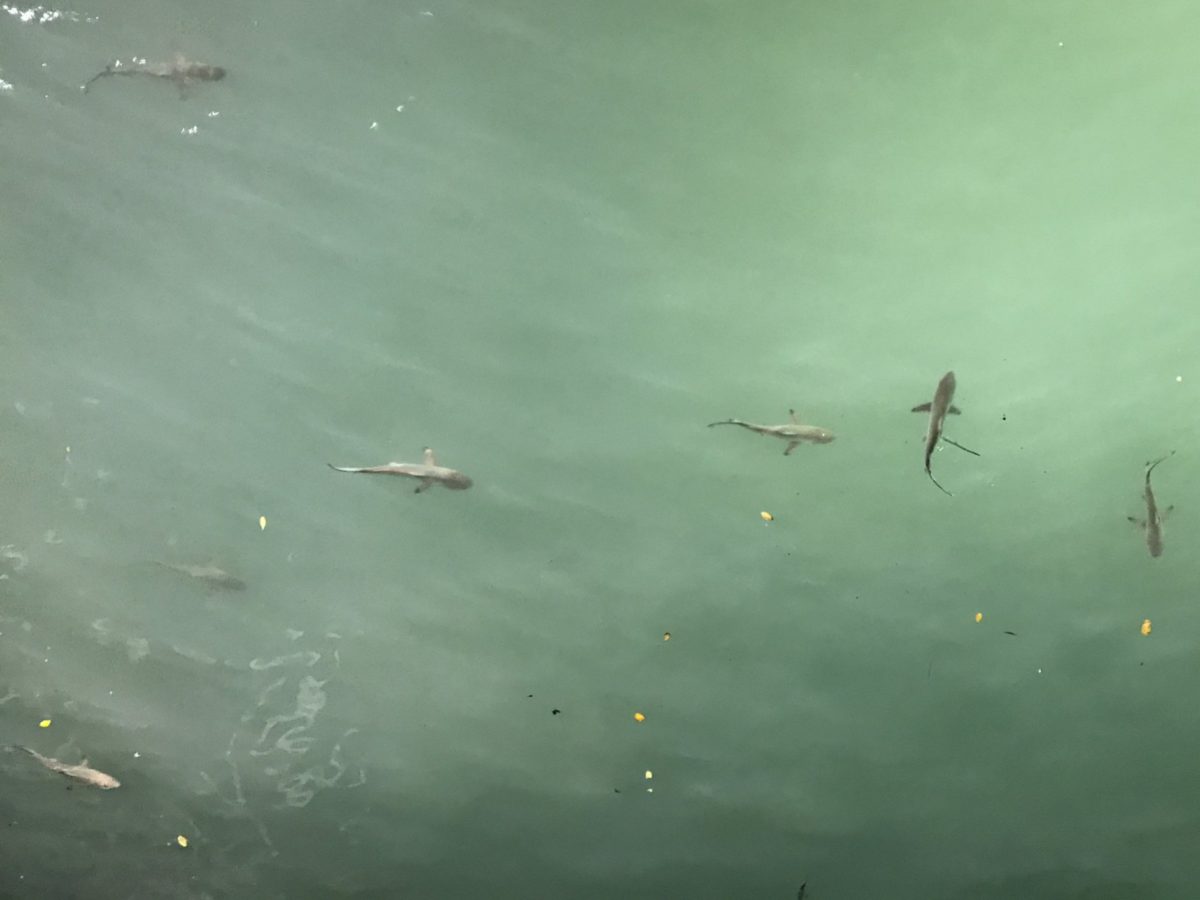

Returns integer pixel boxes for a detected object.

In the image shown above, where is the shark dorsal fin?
[788,409,800,424]
[423,447,436,466]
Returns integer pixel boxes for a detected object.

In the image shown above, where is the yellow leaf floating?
[38,719,51,728]
[760,511,773,522]
[176,835,189,848]
[258,515,267,531]
[662,632,671,642]
[633,712,645,723]
[974,612,983,623]
[1141,618,1152,636]
[644,770,653,780]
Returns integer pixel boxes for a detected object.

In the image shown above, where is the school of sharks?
[6,364,1173,792]
[1,60,1177,900]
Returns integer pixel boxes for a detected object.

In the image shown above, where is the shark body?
[83,55,226,93]
[707,410,834,455]
[157,562,246,591]
[911,370,978,495]
[328,447,472,493]
[1129,452,1174,557]
[12,746,120,789]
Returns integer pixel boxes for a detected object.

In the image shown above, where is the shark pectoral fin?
[1127,516,1145,528]
[414,479,433,494]
[911,402,932,413]
[947,405,962,415]
[423,447,436,466]
[784,441,799,455]
[788,409,799,424]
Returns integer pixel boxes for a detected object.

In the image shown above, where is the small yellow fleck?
[633,712,645,723]
[1141,618,1152,636]
[38,718,51,728]
[176,835,189,848]
[974,612,983,623]
[258,515,267,531]
[663,632,671,641]
[760,511,773,522]
[1176,375,1183,383]
[644,770,653,780]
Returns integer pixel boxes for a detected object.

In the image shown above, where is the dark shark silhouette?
[83,55,225,94]
[328,447,472,493]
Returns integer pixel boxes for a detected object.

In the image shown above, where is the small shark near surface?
[83,55,226,93]
[1129,452,1174,558]
[156,561,247,591]
[911,370,979,495]
[328,447,473,493]
[11,746,120,789]
[707,410,834,455]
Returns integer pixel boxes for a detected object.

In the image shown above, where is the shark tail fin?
[911,402,932,413]
[927,469,953,496]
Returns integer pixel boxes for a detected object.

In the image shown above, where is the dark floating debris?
[551,709,561,716]
[1004,631,1016,636]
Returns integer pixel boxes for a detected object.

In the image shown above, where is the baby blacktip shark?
[707,409,834,455]
[328,447,473,493]
[10,746,120,789]
[911,370,979,496]
[82,55,226,93]
[1128,452,1174,558]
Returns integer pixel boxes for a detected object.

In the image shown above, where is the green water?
[3,1,1200,897]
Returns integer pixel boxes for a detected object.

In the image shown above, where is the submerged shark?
[1129,452,1174,557]
[910,370,979,495]
[83,55,226,93]
[328,447,473,493]
[707,410,834,455]
[11,746,120,789]
[156,562,246,591]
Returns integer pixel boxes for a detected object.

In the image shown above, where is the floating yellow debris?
[38,719,50,728]
[663,632,671,641]
[644,770,653,780]
[760,511,773,522]
[1141,618,1152,636]
[633,712,645,723]
[176,835,189,848]
[258,515,267,531]
[974,612,983,623]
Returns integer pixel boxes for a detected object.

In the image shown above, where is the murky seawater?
[3,1,1200,897]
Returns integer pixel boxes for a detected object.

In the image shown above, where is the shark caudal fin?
[927,469,953,496]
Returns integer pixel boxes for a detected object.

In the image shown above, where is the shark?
[11,746,120,789]
[1128,452,1174,558]
[156,562,246,591]
[328,447,473,493]
[707,410,834,455]
[83,55,226,94]
[911,370,979,496]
